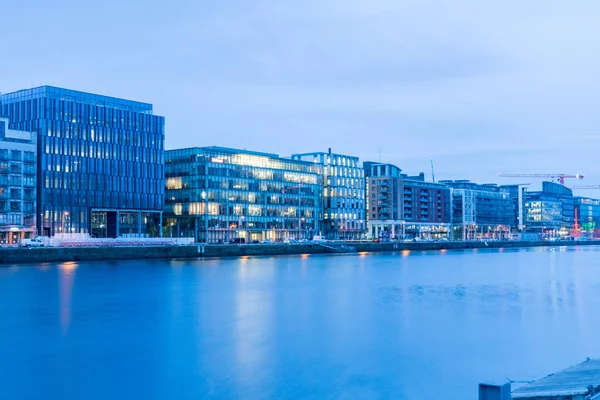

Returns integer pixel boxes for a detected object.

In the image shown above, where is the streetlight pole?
[61,211,68,235]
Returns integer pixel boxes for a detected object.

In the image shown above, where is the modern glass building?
[0,86,165,237]
[441,180,514,240]
[165,146,323,243]
[575,197,600,235]
[523,181,574,236]
[0,116,36,244]
[292,149,366,239]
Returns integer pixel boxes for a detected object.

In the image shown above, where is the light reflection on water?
[1,247,599,399]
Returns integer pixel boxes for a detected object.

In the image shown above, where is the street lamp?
[238,215,245,242]
[61,211,69,235]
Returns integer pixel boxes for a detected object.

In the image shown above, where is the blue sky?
[2,0,600,194]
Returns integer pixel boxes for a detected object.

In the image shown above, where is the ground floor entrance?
[0,229,35,245]
[91,209,163,238]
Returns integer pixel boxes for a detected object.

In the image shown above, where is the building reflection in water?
[58,262,78,334]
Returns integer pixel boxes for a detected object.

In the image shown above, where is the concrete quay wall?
[1,240,598,265]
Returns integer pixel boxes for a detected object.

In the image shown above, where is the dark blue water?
[1,247,599,399]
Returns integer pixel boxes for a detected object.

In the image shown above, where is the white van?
[20,236,49,248]
[312,236,327,242]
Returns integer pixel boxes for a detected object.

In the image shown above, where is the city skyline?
[3,1,600,197]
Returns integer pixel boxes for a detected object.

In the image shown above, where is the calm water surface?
[2,247,600,399]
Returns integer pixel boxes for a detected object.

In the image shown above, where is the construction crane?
[498,173,584,186]
[430,159,436,183]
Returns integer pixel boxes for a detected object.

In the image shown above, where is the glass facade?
[575,197,600,234]
[0,86,164,237]
[165,147,323,243]
[442,180,514,240]
[0,117,36,244]
[523,182,574,236]
[292,150,366,239]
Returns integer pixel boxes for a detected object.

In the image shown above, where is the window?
[10,188,21,199]
[9,176,21,186]
[10,202,21,212]
[9,214,21,225]
[11,150,21,160]
[24,151,35,162]
[24,176,35,187]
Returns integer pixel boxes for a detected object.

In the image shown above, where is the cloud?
[2,0,600,185]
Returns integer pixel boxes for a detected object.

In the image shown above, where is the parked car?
[230,238,246,244]
[261,239,274,244]
[312,235,327,242]
[250,240,260,244]
[284,238,300,244]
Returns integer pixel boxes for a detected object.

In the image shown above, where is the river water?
[1,247,599,399]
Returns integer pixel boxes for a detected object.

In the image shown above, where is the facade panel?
[0,117,36,244]
[0,86,164,237]
[292,149,366,239]
[165,147,323,243]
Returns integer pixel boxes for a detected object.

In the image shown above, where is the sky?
[2,0,600,195]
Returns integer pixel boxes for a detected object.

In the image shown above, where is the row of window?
[40,191,164,211]
[0,176,35,186]
[0,213,32,225]
[0,150,35,161]
[0,163,35,175]
[43,138,163,165]
[2,97,162,135]
[42,155,163,181]
[43,173,163,194]
[168,202,319,219]
[0,201,34,212]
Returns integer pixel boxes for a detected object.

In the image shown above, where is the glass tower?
[165,146,323,243]
[0,86,165,237]
[291,149,366,239]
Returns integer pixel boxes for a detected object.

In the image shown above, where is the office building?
[0,86,164,237]
[364,162,450,240]
[165,146,323,243]
[574,197,600,236]
[500,184,529,232]
[441,180,514,240]
[292,149,366,239]
[523,181,574,237]
[0,116,36,244]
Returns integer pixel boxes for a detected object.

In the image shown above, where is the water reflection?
[1,248,600,399]
[58,262,78,334]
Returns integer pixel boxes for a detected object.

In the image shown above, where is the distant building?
[403,176,451,240]
[523,182,574,237]
[0,116,36,244]
[165,147,323,243]
[0,86,165,238]
[441,180,514,240]
[574,197,600,236]
[365,162,450,240]
[292,149,366,239]
[500,184,529,232]
[364,162,403,239]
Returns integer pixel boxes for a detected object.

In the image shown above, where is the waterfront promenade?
[2,240,599,265]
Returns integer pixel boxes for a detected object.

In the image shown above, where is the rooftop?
[512,358,600,399]
[1,85,154,114]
